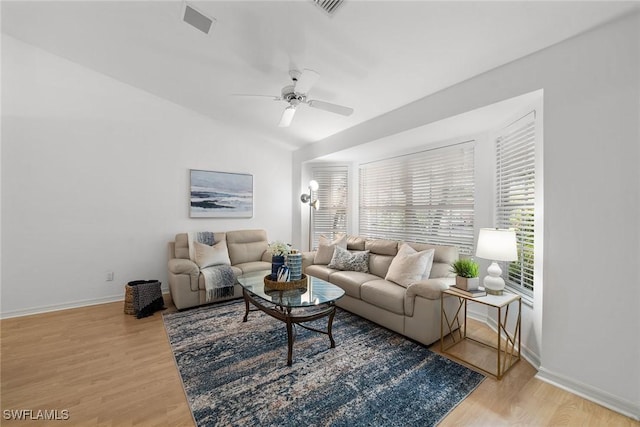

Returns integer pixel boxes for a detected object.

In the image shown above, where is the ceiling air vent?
[311,0,344,16]
[182,3,215,35]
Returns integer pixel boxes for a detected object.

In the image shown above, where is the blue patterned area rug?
[163,300,484,427]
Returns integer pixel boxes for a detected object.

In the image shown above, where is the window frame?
[310,165,350,250]
[495,111,537,300]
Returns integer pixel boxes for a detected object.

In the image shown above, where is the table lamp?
[475,228,518,295]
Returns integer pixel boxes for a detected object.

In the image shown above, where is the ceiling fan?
[238,69,354,127]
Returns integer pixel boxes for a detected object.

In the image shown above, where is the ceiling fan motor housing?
[274,68,352,126]
[281,85,304,106]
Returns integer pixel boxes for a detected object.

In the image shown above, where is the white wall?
[293,12,640,420]
[1,36,293,317]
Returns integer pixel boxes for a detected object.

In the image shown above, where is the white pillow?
[385,243,435,288]
[194,240,231,269]
[314,234,347,265]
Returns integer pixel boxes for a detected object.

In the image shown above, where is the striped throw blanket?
[188,232,236,302]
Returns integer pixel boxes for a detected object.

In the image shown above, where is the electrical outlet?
[106,271,114,281]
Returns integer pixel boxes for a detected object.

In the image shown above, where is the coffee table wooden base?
[242,288,337,366]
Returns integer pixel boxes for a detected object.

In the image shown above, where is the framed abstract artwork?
[190,169,253,218]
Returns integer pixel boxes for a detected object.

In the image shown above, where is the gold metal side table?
[440,289,521,379]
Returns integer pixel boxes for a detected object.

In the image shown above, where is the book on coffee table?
[450,286,487,298]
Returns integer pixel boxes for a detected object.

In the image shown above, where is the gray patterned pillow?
[328,246,370,273]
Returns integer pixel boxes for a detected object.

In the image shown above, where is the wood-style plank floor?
[1,295,636,426]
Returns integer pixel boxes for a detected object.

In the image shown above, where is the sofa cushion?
[174,232,226,259]
[429,263,453,280]
[347,235,367,251]
[365,239,398,256]
[234,261,272,275]
[328,246,370,273]
[385,243,435,287]
[361,280,406,315]
[305,265,338,282]
[328,271,379,299]
[368,253,395,278]
[406,242,458,279]
[193,240,231,268]
[314,234,347,264]
[226,229,268,265]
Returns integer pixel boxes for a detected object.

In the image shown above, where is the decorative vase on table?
[286,251,303,281]
[277,265,291,282]
[271,255,285,279]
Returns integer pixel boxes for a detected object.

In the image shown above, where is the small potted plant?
[450,258,480,291]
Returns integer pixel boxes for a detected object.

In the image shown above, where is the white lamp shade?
[308,180,319,191]
[476,228,518,261]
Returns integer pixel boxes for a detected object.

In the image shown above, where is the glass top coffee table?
[237,270,345,366]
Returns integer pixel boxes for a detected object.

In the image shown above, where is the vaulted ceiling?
[2,1,638,149]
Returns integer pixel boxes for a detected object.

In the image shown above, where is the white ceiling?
[317,89,543,163]
[2,1,638,150]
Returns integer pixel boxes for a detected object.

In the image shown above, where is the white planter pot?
[455,276,480,291]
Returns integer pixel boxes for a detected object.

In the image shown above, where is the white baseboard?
[536,367,640,421]
[467,310,541,368]
[0,286,170,319]
[466,309,638,421]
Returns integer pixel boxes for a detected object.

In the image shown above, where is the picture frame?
[190,169,253,218]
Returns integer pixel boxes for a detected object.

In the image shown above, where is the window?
[311,166,349,249]
[496,111,536,296]
[359,142,475,255]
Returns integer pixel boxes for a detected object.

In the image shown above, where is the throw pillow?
[194,240,231,269]
[328,246,370,273]
[314,234,347,265]
[385,243,435,288]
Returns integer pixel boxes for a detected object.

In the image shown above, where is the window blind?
[311,166,349,250]
[496,111,536,295]
[359,142,475,255]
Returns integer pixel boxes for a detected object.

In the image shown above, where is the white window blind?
[311,166,349,250]
[359,142,475,255]
[496,111,536,296]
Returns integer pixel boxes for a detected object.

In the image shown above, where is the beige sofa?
[303,236,460,346]
[167,229,272,310]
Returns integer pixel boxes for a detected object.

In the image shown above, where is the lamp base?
[483,261,505,295]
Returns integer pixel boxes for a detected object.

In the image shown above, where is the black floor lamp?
[300,180,319,251]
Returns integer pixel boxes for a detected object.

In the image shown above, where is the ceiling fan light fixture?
[278,106,296,127]
[240,68,353,128]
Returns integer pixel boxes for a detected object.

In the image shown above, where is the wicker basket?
[264,274,308,291]
[123,284,135,315]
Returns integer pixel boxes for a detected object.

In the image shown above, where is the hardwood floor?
[1,296,636,426]
[433,323,638,426]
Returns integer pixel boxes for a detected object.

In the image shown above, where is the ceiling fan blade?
[307,100,354,116]
[294,69,320,94]
[278,106,296,127]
